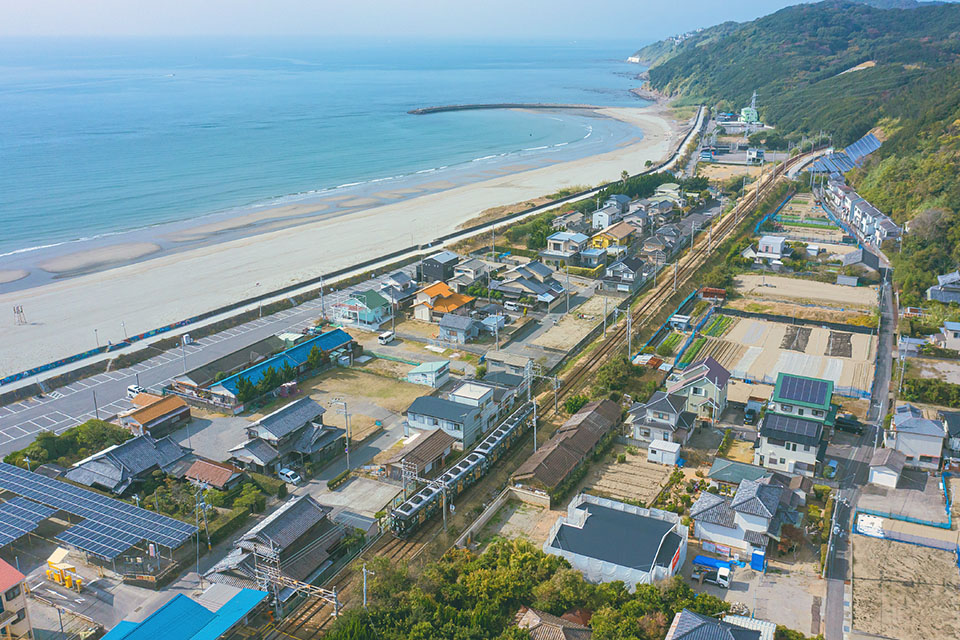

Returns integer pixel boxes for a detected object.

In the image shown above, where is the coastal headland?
[0,103,683,378]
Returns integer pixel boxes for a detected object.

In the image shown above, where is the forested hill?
[635,0,960,305]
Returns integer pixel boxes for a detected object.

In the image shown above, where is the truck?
[691,555,731,588]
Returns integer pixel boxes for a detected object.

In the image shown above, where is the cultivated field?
[692,316,875,396]
[852,535,960,640]
[532,294,608,351]
[581,445,672,505]
[734,274,877,309]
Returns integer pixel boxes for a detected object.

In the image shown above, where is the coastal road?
[0,268,414,458]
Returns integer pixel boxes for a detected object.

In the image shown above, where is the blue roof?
[102,589,267,640]
[214,329,352,396]
[944,321,960,332]
[408,360,449,374]
[548,231,588,243]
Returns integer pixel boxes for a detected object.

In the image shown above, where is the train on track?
[389,401,534,538]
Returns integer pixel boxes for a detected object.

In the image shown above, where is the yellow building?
[590,221,635,250]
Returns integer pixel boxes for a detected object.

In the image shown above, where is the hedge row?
[327,470,351,490]
[249,472,287,498]
[207,506,252,545]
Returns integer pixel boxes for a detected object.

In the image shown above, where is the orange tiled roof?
[600,221,635,240]
[185,459,241,489]
[131,393,163,408]
[128,395,189,426]
[432,293,475,313]
[418,282,454,298]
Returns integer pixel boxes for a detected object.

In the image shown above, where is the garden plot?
[582,445,672,506]
[735,274,877,310]
[852,535,960,640]
[532,294,607,351]
[721,317,875,396]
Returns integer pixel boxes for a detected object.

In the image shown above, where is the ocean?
[0,38,646,262]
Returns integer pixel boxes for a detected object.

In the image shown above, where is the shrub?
[812,484,831,502]
[249,472,285,497]
[617,454,627,464]
[717,429,733,456]
[207,507,251,545]
[563,394,590,415]
[328,470,351,490]
[234,484,266,513]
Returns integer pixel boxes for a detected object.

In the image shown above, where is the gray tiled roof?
[870,448,906,474]
[407,396,476,424]
[730,479,781,519]
[427,250,460,265]
[893,404,945,437]
[65,435,190,494]
[229,438,279,467]
[760,413,823,447]
[256,397,325,440]
[439,313,476,331]
[641,391,686,416]
[689,492,735,528]
[941,411,960,438]
[671,609,761,640]
[743,529,769,547]
[242,494,332,550]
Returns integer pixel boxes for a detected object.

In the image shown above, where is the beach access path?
[0,104,681,379]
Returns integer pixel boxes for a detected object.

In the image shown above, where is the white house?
[885,403,945,470]
[540,231,589,267]
[933,321,960,351]
[592,204,623,230]
[666,357,730,421]
[868,448,906,488]
[648,440,681,466]
[406,361,450,388]
[690,479,784,554]
[448,381,498,435]
[743,235,790,265]
[405,396,483,448]
[754,413,823,477]
[626,392,696,445]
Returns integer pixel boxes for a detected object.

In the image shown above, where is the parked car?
[835,413,863,435]
[278,468,303,484]
[126,385,146,399]
[744,408,759,425]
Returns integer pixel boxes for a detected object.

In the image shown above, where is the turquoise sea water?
[0,38,645,258]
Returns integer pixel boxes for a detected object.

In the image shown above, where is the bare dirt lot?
[532,295,607,351]
[734,274,877,309]
[698,163,762,182]
[579,445,672,505]
[852,535,960,640]
[475,499,564,548]
[910,358,960,385]
[725,297,876,328]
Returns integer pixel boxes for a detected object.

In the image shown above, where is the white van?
[278,468,302,485]
[378,331,395,345]
[126,385,146,399]
[503,301,519,312]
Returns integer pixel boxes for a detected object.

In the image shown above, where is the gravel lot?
[735,274,877,309]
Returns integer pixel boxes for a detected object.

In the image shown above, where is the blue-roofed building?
[540,231,589,267]
[102,585,267,640]
[207,329,355,408]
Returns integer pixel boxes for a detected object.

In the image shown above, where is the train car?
[390,483,443,537]
[474,426,509,465]
[438,452,485,497]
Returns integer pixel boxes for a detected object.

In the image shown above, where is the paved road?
[822,274,894,640]
[0,268,415,458]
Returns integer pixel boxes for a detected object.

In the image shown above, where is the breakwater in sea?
[409,103,598,115]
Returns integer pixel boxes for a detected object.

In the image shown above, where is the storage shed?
[869,448,906,488]
[648,440,681,466]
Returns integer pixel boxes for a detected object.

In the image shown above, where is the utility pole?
[93,391,99,420]
[329,399,351,470]
[362,563,375,608]
[181,337,188,373]
[674,261,678,293]
[565,265,570,314]
[603,295,607,336]
[319,276,326,320]
[627,308,633,359]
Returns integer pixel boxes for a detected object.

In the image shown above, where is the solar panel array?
[844,133,881,162]
[0,497,55,548]
[779,375,829,405]
[810,152,856,174]
[0,462,196,560]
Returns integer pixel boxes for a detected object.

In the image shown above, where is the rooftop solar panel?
[779,375,829,405]
[0,462,196,559]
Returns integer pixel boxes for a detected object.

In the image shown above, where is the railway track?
[267,149,814,638]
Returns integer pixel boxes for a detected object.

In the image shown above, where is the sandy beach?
[0,104,682,377]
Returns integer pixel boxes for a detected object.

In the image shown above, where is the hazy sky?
[2,0,807,39]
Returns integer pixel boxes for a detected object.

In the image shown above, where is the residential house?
[420,251,460,283]
[170,336,286,396]
[852,200,882,238]
[405,395,484,448]
[746,148,765,165]
[707,459,770,492]
[665,357,730,421]
[513,400,620,491]
[841,248,880,272]
[766,373,837,428]
[384,429,456,481]
[627,392,696,446]
[605,194,631,214]
[0,559,33,640]
[406,361,450,388]
[514,607,592,640]
[591,204,622,231]
[874,216,901,247]
[753,373,834,476]
[622,211,648,234]
[932,321,960,351]
[579,247,607,269]
[926,271,960,304]
[438,313,479,344]
[590,221,636,253]
[540,231,589,268]
[64,435,190,495]
[206,329,355,409]
[551,210,590,234]
[940,411,960,466]
[119,395,191,437]
[449,381,499,435]
[206,495,345,613]
[413,282,475,322]
[640,235,670,264]
[868,448,906,488]
[690,478,785,554]
[885,403,945,470]
[183,459,245,491]
[655,183,686,208]
[229,397,345,473]
[641,197,675,222]
[742,235,790,266]
[490,262,565,305]
[379,271,418,306]
[602,256,650,293]
[485,351,531,377]
[665,610,773,640]
[332,289,393,331]
[449,258,490,293]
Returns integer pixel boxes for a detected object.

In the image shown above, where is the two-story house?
[420,250,460,283]
[927,271,960,304]
[885,403,945,470]
[939,411,960,468]
[741,235,790,266]
[690,478,785,554]
[332,289,393,330]
[490,262,565,305]
[666,357,730,422]
[590,221,635,253]
[592,204,623,230]
[449,258,491,293]
[379,271,418,306]
[0,559,33,640]
[229,397,345,473]
[412,282,475,322]
[602,256,650,293]
[540,231,589,268]
[551,210,590,235]
[449,381,498,435]
[932,321,960,351]
[626,391,696,445]
[605,194,631,214]
[405,395,484,448]
[754,373,835,477]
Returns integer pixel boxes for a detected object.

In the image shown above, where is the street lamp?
[121,320,127,340]
[94,328,99,347]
